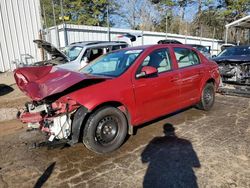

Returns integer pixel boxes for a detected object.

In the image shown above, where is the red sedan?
[15,44,220,153]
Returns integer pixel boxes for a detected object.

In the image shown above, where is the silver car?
[34,40,128,71]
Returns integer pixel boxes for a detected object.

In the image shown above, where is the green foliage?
[191,0,250,42]
[220,0,250,21]
[152,0,250,41]
[41,0,250,42]
[41,0,118,28]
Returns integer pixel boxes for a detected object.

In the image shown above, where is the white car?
[33,40,128,71]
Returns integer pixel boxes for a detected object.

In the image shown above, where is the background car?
[15,44,220,153]
[213,45,250,85]
[187,44,212,59]
[114,33,142,46]
[158,39,182,44]
[220,43,235,51]
[33,40,129,71]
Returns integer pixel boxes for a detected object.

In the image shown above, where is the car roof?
[187,44,206,47]
[228,45,250,48]
[223,45,250,50]
[118,44,197,51]
[69,41,128,47]
[158,39,182,44]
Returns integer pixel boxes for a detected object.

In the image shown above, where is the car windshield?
[218,46,250,57]
[65,46,83,61]
[80,49,143,77]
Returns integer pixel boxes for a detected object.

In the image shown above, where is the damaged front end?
[217,61,250,97]
[17,98,80,142]
[218,61,250,85]
[14,66,108,145]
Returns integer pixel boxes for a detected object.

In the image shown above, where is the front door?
[132,48,181,124]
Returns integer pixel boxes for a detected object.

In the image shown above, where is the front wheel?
[82,106,128,154]
[196,83,215,111]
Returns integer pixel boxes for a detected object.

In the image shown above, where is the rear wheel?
[82,106,127,154]
[196,83,215,111]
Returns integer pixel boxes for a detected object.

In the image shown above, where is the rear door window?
[82,48,105,62]
[174,48,200,68]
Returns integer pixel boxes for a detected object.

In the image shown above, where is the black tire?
[196,83,215,111]
[82,106,128,154]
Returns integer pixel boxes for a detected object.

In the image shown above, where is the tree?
[40,0,250,42]
[191,0,250,42]
[221,0,250,43]
[40,0,119,28]
[118,0,160,30]
[176,0,196,20]
[220,0,250,22]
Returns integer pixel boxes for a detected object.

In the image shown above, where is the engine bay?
[18,99,79,142]
[218,62,250,85]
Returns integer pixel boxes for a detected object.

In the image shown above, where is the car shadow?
[34,162,56,188]
[141,123,200,188]
[0,84,14,96]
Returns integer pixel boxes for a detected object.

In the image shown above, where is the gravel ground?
[0,94,249,188]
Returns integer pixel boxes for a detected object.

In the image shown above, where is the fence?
[1,19,223,72]
[46,24,223,56]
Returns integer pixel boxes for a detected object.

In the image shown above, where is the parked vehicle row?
[32,38,213,73]
[15,44,220,153]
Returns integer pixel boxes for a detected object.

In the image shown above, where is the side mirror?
[136,66,158,78]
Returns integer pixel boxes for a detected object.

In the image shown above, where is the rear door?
[132,48,181,123]
[173,47,204,107]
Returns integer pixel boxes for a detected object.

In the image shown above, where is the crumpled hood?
[14,66,109,101]
[213,55,250,63]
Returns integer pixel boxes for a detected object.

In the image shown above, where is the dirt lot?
[0,94,249,188]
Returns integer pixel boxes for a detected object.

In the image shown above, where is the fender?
[68,101,134,145]
[199,65,220,96]
[68,106,89,145]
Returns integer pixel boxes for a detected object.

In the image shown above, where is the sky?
[112,0,202,29]
[184,4,198,21]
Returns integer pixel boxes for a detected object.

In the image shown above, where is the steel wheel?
[204,86,213,105]
[196,83,215,111]
[82,106,128,154]
[95,116,119,144]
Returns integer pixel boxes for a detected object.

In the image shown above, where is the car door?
[132,48,181,123]
[173,47,204,107]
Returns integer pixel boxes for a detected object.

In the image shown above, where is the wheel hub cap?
[204,88,213,104]
[96,116,118,144]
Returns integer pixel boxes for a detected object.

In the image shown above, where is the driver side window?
[139,48,172,74]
